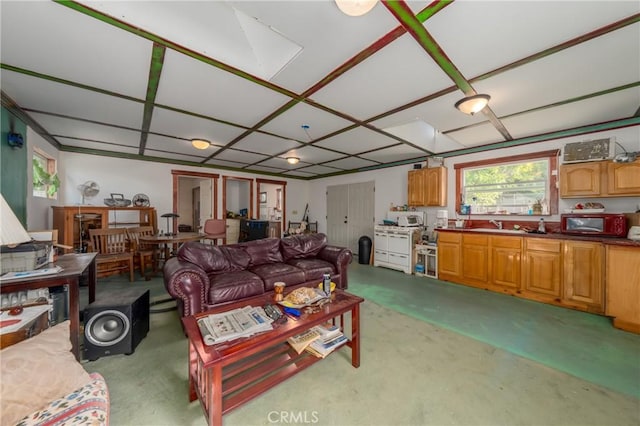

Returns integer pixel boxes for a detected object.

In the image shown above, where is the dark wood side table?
[0,253,97,360]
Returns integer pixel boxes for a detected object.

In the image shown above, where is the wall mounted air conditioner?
[562,137,615,164]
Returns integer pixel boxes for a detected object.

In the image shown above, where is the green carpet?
[347,263,640,398]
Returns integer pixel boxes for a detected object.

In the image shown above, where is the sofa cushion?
[239,238,283,267]
[286,258,336,282]
[178,242,250,273]
[208,270,265,304]
[280,234,328,261]
[1,321,92,426]
[15,373,109,426]
[249,263,306,291]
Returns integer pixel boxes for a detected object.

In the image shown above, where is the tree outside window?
[33,149,59,199]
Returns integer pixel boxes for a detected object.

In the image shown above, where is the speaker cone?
[85,310,130,347]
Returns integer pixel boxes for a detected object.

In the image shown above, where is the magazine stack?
[287,323,347,358]
[197,306,274,345]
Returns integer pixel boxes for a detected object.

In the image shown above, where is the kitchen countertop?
[437,227,640,247]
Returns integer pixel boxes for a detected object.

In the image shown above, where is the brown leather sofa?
[163,233,353,319]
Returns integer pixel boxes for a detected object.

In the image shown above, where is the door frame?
[256,178,287,233]
[222,175,254,219]
[171,170,219,233]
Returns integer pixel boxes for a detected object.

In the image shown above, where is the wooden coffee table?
[182,289,364,425]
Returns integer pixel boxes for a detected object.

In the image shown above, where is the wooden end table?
[182,290,364,426]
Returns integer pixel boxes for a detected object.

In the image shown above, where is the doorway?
[326,181,374,254]
[171,170,219,234]
[256,178,286,235]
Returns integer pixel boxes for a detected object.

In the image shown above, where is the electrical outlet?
[292,210,298,215]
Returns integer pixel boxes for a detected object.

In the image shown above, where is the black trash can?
[358,236,372,264]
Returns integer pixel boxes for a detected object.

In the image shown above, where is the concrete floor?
[80,263,640,425]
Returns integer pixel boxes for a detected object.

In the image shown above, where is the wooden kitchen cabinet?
[605,245,640,333]
[562,240,604,313]
[408,169,426,206]
[521,238,562,302]
[52,206,157,253]
[489,235,522,291]
[461,233,489,288]
[437,231,461,281]
[407,166,447,207]
[606,159,640,195]
[560,159,640,198]
[559,161,603,197]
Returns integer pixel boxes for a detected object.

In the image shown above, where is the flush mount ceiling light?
[455,94,491,115]
[191,138,210,150]
[335,0,377,16]
[286,157,300,165]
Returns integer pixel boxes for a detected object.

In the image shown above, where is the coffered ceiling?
[1,1,638,179]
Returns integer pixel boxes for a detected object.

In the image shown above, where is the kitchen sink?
[468,228,526,234]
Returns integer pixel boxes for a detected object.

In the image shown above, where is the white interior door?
[326,185,349,248]
[326,181,375,254]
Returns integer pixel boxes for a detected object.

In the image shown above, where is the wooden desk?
[0,253,97,360]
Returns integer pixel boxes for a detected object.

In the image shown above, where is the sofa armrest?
[163,257,210,318]
[15,373,109,426]
[318,245,353,289]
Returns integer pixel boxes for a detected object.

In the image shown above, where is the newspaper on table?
[197,305,274,345]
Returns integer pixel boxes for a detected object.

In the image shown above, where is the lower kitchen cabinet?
[521,238,562,302]
[489,235,522,291]
[606,245,640,333]
[562,240,604,314]
[437,231,461,281]
[461,234,489,287]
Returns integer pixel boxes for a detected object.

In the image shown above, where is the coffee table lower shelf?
[190,339,347,418]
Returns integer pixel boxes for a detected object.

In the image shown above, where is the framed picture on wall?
[260,192,267,204]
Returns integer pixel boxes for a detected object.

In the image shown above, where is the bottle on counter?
[538,218,546,233]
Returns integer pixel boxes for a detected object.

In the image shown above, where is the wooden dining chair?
[203,219,226,245]
[126,226,156,278]
[88,228,134,282]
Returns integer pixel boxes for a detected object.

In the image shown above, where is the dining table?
[139,232,205,271]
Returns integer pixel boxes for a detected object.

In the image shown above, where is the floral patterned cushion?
[15,373,109,426]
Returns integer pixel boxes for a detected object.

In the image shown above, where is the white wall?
[27,128,59,231]
[41,126,639,235]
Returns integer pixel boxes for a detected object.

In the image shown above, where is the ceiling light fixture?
[455,94,491,115]
[335,0,377,16]
[286,157,300,165]
[191,138,210,150]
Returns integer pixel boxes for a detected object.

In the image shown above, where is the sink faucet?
[489,219,503,229]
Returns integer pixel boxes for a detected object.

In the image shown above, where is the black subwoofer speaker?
[83,288,150,361]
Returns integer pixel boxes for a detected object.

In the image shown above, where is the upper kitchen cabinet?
[407,166,447,207]
[606,159,640,195]
[560,159,640,198]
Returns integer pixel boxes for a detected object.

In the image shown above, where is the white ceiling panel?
[359,144,426,163]
[57,137,139,155]
[503,89,640,140]
[260,102,354,140]
[29,114,141,147]
[143,150,210,164]
[150,108,246,146]
[144,134,200,156]
[1,72,144,128]
[311,34,453,120]
[294,165,343,175]
[1,1,152,98]
[231,133,302,156]
[214,149,269,164]
[323,157,379,170]
[474,25,640,118]
[427,1,640,78]
[445,122,506,148]
[229,1,400,92]
[156,49,292,127]
[313,127,402,155]
[281,145,345,164]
